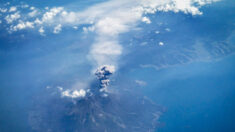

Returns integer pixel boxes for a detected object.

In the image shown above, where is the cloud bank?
[0,0,220,92]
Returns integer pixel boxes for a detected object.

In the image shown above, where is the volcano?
[29,66,163,132]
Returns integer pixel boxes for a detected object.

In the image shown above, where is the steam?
[89,40,122,68]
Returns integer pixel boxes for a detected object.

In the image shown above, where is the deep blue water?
[142,55,235,132]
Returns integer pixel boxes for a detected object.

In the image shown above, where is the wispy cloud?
[53,24,62,34]
[9,6,17,12]
[135,80,147,86]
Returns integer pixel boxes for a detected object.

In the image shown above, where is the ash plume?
[95,65,115,94]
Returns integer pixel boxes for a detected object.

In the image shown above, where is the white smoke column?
[84,0,220,92]
[90,39,122,68]
[87,8,138,70]
[86,0,219,69]
[86,4,139,90]
[87,1,147,81]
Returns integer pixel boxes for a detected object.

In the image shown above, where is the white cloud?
[39,27,45,35]
[0,8,7,13]
[83,26,95,33]
[30,6,35,10]
[3,0,219,33]
[42,7,64,23]
[53,24,62,34]
[60,11,78,23]
[5,12,20,23]
[142,16,151,24]
[61,89,86,98]
[156,1,202,15]
[155,0,220,15]
[11,21,34,31]
[9,6,17,12]
[34,18,42,24]
[95,17,129,36]
[28,10,38,17]
[159,42,164,46]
